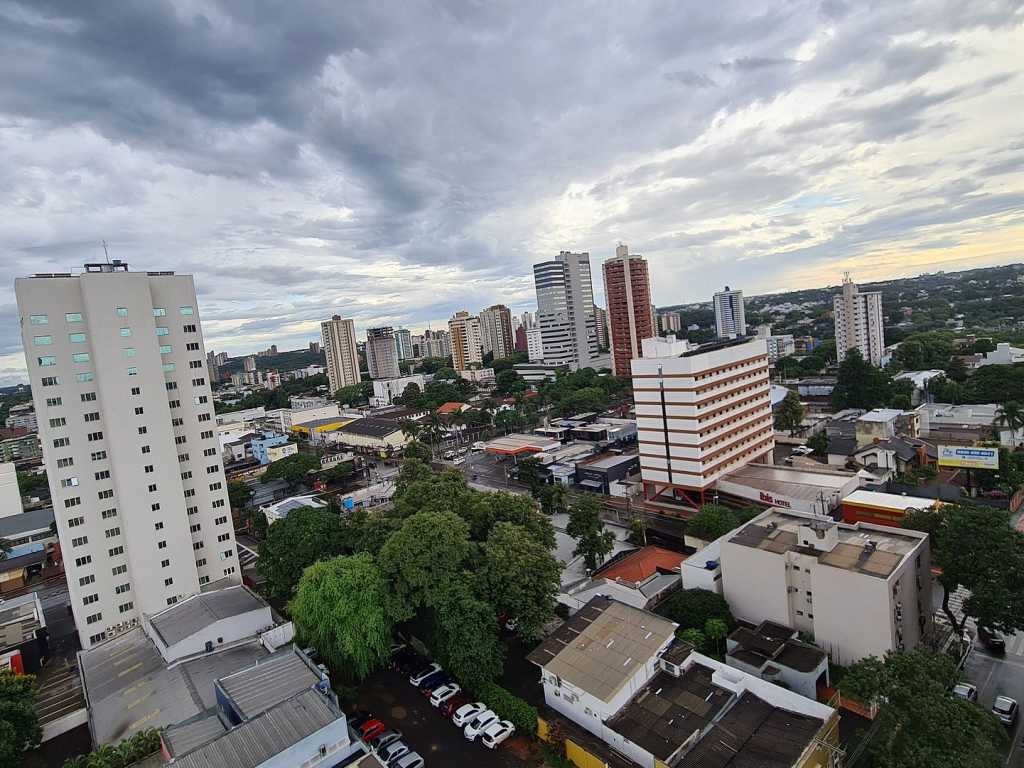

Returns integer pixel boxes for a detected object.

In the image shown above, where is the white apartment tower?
[448,311,483,371]
[533,251,599,370]
[321,315,362,394]
[365,327,401,380]
[713,286,746,338]
[16,261,240,650]
[394,328,414,361]
[834,274,885,366]
[478,304,514,360]
[632,336,773,505]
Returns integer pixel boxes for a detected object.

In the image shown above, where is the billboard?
[937,445,999,470]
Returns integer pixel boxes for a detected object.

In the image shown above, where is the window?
[193,541,204,550]
[148,484,157,493]
[159,345,172,354]
[137,426,147,435]
[109,546,124,557]
[206,464,219,475]
[76,372,94,382]
[203,447,216,457]
[89,632,106,644]
[178,453,190,462]
[169,400,181,409]
[105,527,120,538]
[164,577,174,587]
[84,411,100,422]
[97,489,114,500]
[134,407,144,415]
[112,564,127,576]
[81,392,96,402]
[83,594,99,605]
[209,482,222,492]
[194,395,208,405]
[72,352,90,363]
[57,457,73,468]
[64,497,81,508]
[161,559,170,568]
[71,536,88,547]
[94,470,110,480]
[217,533,230,543]
[119,602,134,614]
[212,499,225,509]
[175,435,187,445]
[46,396,62,407]
[29,314,48,325]
[88,431,103,441]
[68,516,85,527]
[191,378,205,387]
[157,540,167,550]
[153,308,166,317]
[184,488,196,498]
[190,523,201,533]
[38,356,56,367]
[180,306,194,316]
[41,376,60,386]
[53,438,70,448]
[145,465,154,474]
[120,327,132,337]
[155,327,169,337]
[127,367,138,376]
[165,381,178,390]
[101,508,117,519]
[141,445,151,454]
[151,503,161,512]
[186,343,200,351]
[200,430,213,439]
[86,612,102,625]
[223,566,235,576]
[116,307,128,317]
[49,417,66,428]
[130,386,141,395]
[197,563,208,571]
[198,413,211,422]
[122,347,136,358]
[181,471,192,480]
[34,335,53,345]
[115,583,130,594]
[183,324,197,333]
[79,575,95,587]
[172,417,184,427]
[75,555,92,567]
[162,363,176,372]
[187,506,198,516]
[167,597,178,606]
[61,477,79,488]
[188,360,203,369]
[65,312,83,323]
[68,333,86,343]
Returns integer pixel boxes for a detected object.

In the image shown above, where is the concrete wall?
[154,606,274,663]
[719,540,791,628]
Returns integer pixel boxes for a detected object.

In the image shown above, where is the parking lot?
[354,668,531,768]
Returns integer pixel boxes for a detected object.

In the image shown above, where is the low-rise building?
[893,370,945,406]
[714,462,860,516]
[575,453,640,494]
[513,362,569,384]
[250,433,296,465]
[370,374,425,407]
[978,342,1024,366]
[529,596,839,768]
[458,367,496,386]
[0,591,48,674]
[725,620,829,701]
[917,402,1017,447]
[560,546,686,613]
[289,416,357,445]
[261,494,327,525]
[852,437,935,476]
[719,508,932,665]
[0,432,41,463]
[4,403,37,432]
[325,418,410,454]
[840,489,942,528]
[855,408,903,447]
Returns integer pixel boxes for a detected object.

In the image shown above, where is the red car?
[441,693,471,718]
[358,719,386,741]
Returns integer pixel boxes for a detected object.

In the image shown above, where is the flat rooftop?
[728,510,923,579]
[149,586,266,648]
[0,592,43,647]
[0,506,54,538]
[336,417,404,437]
[484,433,561,455]
[718,463,857,504]
[526,596,676,703]
[842,489,940,511]
[580,453,640,471]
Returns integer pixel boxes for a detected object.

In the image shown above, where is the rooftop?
[149,586,267,648]
[292,416,352,430]
[842,489,940,511]
[717,463,858,504]
[484,433,561,456]
[336,417,405,438]
[580,453,641,471]
[596,546,687,586]
[727,622,826,675]
[858,408,903,423]
[0,506,54,538]
[436,401,468,414]
[0,592,44,648]
[526,596,677,703]
[260,494,327,519]
[218,648,323,720]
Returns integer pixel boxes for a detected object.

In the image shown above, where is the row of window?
[29,307,194,326]
[33,333,87,345]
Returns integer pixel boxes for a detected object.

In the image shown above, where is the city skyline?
[1,3,1023,383]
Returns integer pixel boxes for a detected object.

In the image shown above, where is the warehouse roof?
[336,417,405,438]
[218,649,323,720]
[0,507,54,539]
[149,586,266,648]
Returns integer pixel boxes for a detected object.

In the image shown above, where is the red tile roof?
[599,546,687,585]
[436,402,467,414]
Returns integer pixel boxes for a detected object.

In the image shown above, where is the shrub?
[476,682,538,737]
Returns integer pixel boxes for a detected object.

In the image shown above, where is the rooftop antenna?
[101,240,111,264]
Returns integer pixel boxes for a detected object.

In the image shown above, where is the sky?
[1,1,1023,385]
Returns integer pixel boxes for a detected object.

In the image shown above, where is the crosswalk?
[945,584,1024,657]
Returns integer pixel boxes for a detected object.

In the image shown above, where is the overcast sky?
[1,1,1023,384]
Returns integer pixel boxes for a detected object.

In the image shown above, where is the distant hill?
[220,347,326,373]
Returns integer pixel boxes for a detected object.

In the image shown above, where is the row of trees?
[1,670,40,768]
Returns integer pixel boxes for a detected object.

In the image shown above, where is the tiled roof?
[596,546,686,585]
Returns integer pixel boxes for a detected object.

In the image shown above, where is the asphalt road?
[963,638,1024,765]
[455,451,531,495]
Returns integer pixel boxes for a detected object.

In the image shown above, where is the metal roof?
[218,649,322,720]
[171,689,340,768]
[0,507,54,538]
[336,417,404,438]
[163,713,227,757]
[150,586,267,648]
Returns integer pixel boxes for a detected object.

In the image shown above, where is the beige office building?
[16,261,239,649]
[321,315,361,394]
[448,311,483,371]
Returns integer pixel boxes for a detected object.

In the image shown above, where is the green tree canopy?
[15,471,48,498]
[290,554,394,680]
[807,430,829,457]
[832,349,896,410]
[565,494,615,571]
[227,480,254,510]
[334,380,374,406]
[430,581,504,692]
[687,504,744,542]
[256,506,346,600]
[260,452,322,489]
[839,650,1004,768]
[903,502,1024,637]
[656,588,735,633]
[774,391,805,435]
[0,670,41,768]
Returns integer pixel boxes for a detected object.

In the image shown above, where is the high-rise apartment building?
[593,306,609,350]
[321,315,361,394]
[520,311,536,330]
[243,355,256,372]
[394,328,413,361]
[603,244,654,377]
[478,304,514,361]
[533,251,599,371]
[365,327,401,380]
[448,311,483,371]
[714,287,746,338]
[834,274,885,366]
[15,261,240,650]
[658,311,682,334]
[206,350,221,384]
[632,336,773,505]
[526,327,544,362]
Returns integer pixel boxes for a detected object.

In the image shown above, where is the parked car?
[375,739,410,764]
[452,701,487,727]
[952,683,978,702]
[348,711,374,730]
[440,693,471,718]
[978,626,1007,654]
[472,442,486,451]
[369,729,403,750]
[443,450,456,460]
[409,663,442,686]
[430,683,462,707]
[792,445,814,455]
[453,457,466,466]
[358,719,387,741]
[390,752,424,768]
[480,719,515,749]
[993,696,1019,725]
[417,671,451,693]
[464,710,500,741]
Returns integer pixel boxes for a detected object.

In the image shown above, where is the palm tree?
[399,419,422,441]
[995,401,1024,447]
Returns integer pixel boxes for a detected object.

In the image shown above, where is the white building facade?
[713,287,746,338]
[365,327,400,380]
[320,315,361,394]
[16,261,240,649]
[833,275,885,366]
[534,251,600,370]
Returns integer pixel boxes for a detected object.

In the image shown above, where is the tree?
[399,419,422,441]
[565,494,615,571]
[687,504,741,542]
[678,628,708,654]
[494,409,521,435]
[627,517,647,546]
[260,452,321,490]
[334,381,373,407]
[227,480,253,510]
[290,555,394,680]
[0,538,9,561]
[256,506,346,600]
[944,355,968,383]
[495,369,526,396]
[401,440,432,463]
[538,484,568,516]
[832,349,894,410]
[995,401,1024,446]
[704,618,729,657]
[839,650,1005,768]
[397,382,421,404]
[516,457,544,496]
[656,589,735,632]
[431,581,504,692]
[903,503,1024,639]
[15,471,48,498]
[0,670,41,768]
[774,391,804,435]
[479,522,561,640]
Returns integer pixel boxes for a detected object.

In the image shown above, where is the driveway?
[355,669,533,767]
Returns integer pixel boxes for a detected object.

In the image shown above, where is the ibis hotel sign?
[937,445,999,470]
